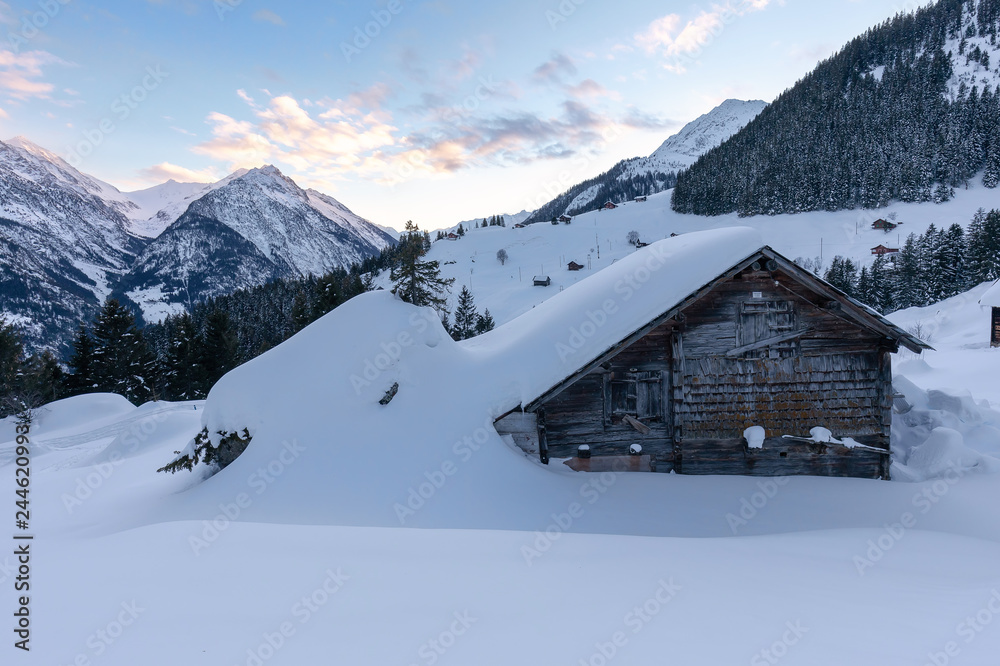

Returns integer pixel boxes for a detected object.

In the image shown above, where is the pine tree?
[91,298,155,404]
[390,221,455,312]
[894,235,924,308]
[938,223,968,299]
[311,271,343,320]
[0,317,24,417]
[196,309,240,397]
[856,265,873,306]
[67,322,97,396]
[475,309,495,335]
[19,351,64,408]
[162,313,199,401]
[451,286,479,340]
[823,256,858,297]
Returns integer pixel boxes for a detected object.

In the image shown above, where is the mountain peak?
[648,99,767,166]
[6,135,71,166]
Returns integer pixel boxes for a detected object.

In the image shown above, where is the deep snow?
[3,231,1000,665]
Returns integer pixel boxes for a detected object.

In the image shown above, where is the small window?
[737,300,799,359]
[606,371,662,423]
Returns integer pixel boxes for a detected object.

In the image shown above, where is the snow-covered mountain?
[644,98,767,173]
[0,137,144,352]
[118,165,396,318]
[0,139,395,352]
[524,99,765,223]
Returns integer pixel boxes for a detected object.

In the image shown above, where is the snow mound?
[29,393,135,436]
[743,426,765,449]
[891,377,1000,481]
[180,229,765,527]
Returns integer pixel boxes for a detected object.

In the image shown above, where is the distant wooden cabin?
[872,219,897,231]
[636,241,649,248]
[567,261,584,272]
[446,232,459,240]
[871,245,899,256]
[603,201,618,210]
[981,281,1000,348]
[496,246,930,480]
[533,276,551,286]
[559,215,573,223]
[635,196,648,202]
[514,223,525,228]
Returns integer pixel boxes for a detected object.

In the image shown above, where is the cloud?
[0,50,71,101]
[252,9,285,26]
[532,52,577,85]
[566,78,619,100]
[636,1,775,72]
[193,85,399,174]
[190,83,642,186]
[620,107,678,131]
[139,162,220,183]
[0,106,8,118]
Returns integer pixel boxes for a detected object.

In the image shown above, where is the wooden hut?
[567,261,584,272]
[871,245,898,256]
[872,219,897,231]
[981,281,1000,348]
[533,275,551,286]
[603,201,618,210]
[559,215,573,223]
[495,240,929,480]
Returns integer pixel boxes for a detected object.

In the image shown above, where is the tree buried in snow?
[379,382,399,406]
[158,427,253,474]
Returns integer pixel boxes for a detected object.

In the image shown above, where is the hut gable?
[489,230,930,480]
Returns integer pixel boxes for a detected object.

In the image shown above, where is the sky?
[0,0,934,230]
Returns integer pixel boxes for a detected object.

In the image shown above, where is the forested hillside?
[673,0,1000,216]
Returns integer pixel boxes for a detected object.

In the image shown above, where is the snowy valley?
[4,0,1000,664]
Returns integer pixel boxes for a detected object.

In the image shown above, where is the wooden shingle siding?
[993,307,1000,348]
[680,437,885,477]
[679,354,883,441]
[503,250,920,480]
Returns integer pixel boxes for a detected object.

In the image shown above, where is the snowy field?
[4,230,1000,664]
[404,180,1000,330]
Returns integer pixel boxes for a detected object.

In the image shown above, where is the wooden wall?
[538,322,675,471]
[992,307,1000,348]
[514,265,896,479]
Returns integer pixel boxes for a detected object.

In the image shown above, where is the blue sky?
[0,0,932,229]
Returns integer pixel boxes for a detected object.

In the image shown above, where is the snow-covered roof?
[465,227,929,410]
[981,280,1000,308]
[465,228,765,407]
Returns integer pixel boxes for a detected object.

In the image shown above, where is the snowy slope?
[390,177,1000,331]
